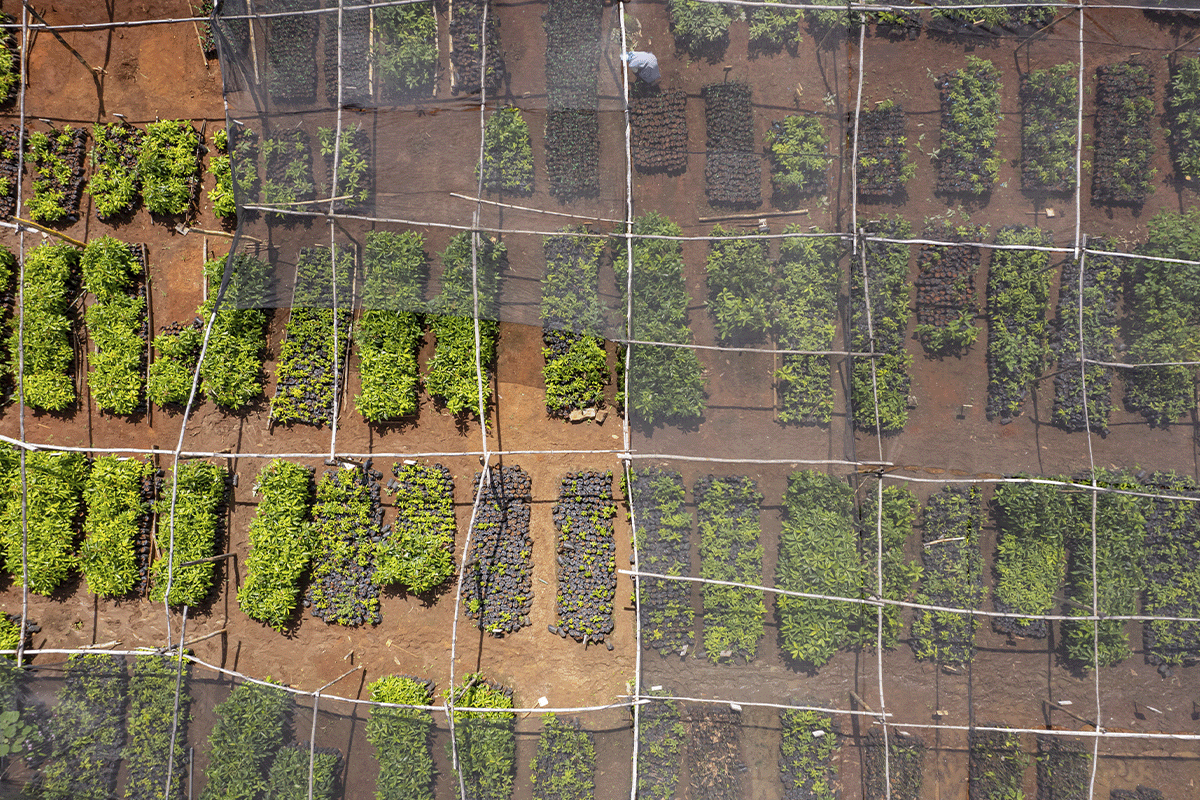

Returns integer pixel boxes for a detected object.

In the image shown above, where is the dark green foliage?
[356,231,426,422]
[448,0,504,94]
[541,231,607,417]
[1092,60,1155,204]
[0,18,18,105]
[985,226,1053,422]
[992,480,1068,639]
[464,466,532,635]
[239,460,314,631]
[447,675,515,800]
[554,471,616,642]
[1035,736,1090,800]
[864,729,923,800]
[1169,55,1200,181]
[776,471,861,668]
[80,455,155,598]
[27,126,87,223]
[375,2,438,98]
[124,654,191,800]
[1125,209,1200,425]
[201,679,292,800]
[636,694,686,800]
[263,129,314,215]
[852,216,912,432]
[969,729,1027,800]
[35,654,126,800]
[82,237,146,415]
[1052,245,1121,433]
[376,463,456,594]
[749,0,804,50]
[271,247,354,426]
[545,109,599,199]
[685,705,743,800]
[322,0,370,106]
[696,475,764,663]
[615,212,705,425]
[1021,64,1078,193]
[530,714,595,800]
[426,233,504,418]
[1142,472,1200,666]
[151,460,227,606]
[856,101,915,197]
[318,125,372,211]
[936,57,1002,196]
[764,115,829,197]
[705,226,771,344]
[307,467,383,627]
[0,448,90,596]
[266,0,319,101]
[775,231,842,424]
[138,120,201,216]
[543,0,600,109]
[1062,470,1146,668]
[779,710,836,800]
[366,675,435,800]
[913,221,983,355]
[860,483,922,649]
[628,467,694,656]
[9,242,78,411]
[89,123,143,218]
[911,486,986,664]
[265,744,341,800]
[668,0,734,56]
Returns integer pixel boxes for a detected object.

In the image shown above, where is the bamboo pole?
[449,192,623,223]
[697,209,808,223]
[12,216,85,246]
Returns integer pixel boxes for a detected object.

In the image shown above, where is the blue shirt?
[624,51,660,84]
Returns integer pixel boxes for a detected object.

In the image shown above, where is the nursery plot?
[376,461,457,595]
[695,474,764,664]
[683,703,745,800]
[265,0,320,103]
[27,124,88,224]
[628,467,694,658]
[306,463,385,627]
[630,86,688,174]
[322,0,371,107]
[464,465,534,636]
[552,470,616,646]
[540,230,609,418]
[702,82,761,208]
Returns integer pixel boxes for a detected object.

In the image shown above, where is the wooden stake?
[12,216,85,247]
[697,209,809,223]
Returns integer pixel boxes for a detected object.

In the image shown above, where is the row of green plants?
[775,232,842,424]
[80,456,155,598]
[0,448,90,595]
[207,126,259,220]
[1092,60,1155,204]
[307,466,384,626]
[366,675,436,800]
[1020,63,1078,193]
[667,0,735,57]
[266,743,341,800]
[479,107,533,195]
[913,221,983,355]
[763,115,830,201]
[1051,244,1121,433]
[374,2,439,99]
[139,120,202,216]
[636,692,685,800]
[377,462,457,594]
[616,213,706,426]
[779,710,837,800]
[201,679,291,800]
[238,460,315,632]
[530,713,595,800]
[935,57,1002,196]
[991,480,1068,639]
[150,459,228,607]
[125,654,191,800]
[628,467,694,656]
[1169,55,1200,182]
[82,237,146,415]
[910,485,986,664]
[355,231,426,422]
[705,227,771,345]
[852,216,912,432]
[263,129,315,214]
[861,482,922,649]
[10,242,77,411]
[696,474,765,663]
[88,122,143,219]
[426,232,505,418]
[27,125,87,224]
[448,675,516,800]
[969,729,1026,800]
[1142,472,1200,667]
[541,231,608,417]
[318,125,372,211]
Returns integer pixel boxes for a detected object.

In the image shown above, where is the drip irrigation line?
[889,721,1200,741]
[1087,247,1200,268]
[619,569,1200,624]
[876,473,1200,504]
[1075,4,1085,259]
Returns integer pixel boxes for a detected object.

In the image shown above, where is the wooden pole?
[697,209,809,224]
[12,216,86,247]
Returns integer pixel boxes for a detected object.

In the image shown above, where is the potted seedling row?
[319,124,372,211]
[89,122,143,220]
[668,0,733,59]
[449,0,504,95]
[985,225,1053,423]
[267,744,342,800]
[615,213,706,425]
[703,82,760,207]
[27,124,88,224]
[543,0,601,110]
[263,128,315,215]
[323,0,371,107]
[149,459,228,607]
[464,466,533,635]
[859,482,922,649]
[637,694,686,800]
[204,679,292,798]
[628,468,694,656]
[126,654,191,800]
[1036,736,1090,800]
[80,455,157,598]
[10,242,79,412]
[705,225,771,345]
[82,237,149,416]
[1169,55,1200,183]
[910,485,985,664]
[695,475,764,664]
[856,100,914,197]
[546,108,600,199]
[631,87,688,174]
[208,125,260,221]
[851,217,912,432]
[366,675,436,800]
[0,18,18,107]
[764,114,829,202]
[550,471,617,647]
[865,728,924,800]
[914,221,984,356]
[541,230,608,418]
[447,675,516,800]
[1141,472,1200,667]
[479,107,534,195]
[374,2,439,101]
[1051,243,1121,433]
[267,0,319,102]
[0,125,20,218]
[1020,64,1077,193]
[779,710,838,800]
[969,729,1027,800]
[935,57,1002,196]
[355,230,427,422]
[1092,60,1156,204]
[305,462,386,627]
[377,462,457,594]
[775,231,841,425]
[530,714,596,800]
[138,120,202,217]
[685,704,744,800]
[991,481,1068,639]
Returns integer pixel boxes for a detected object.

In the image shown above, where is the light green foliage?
[375,2,438,96]
[696,475,764,663]
[774,231,842,424]
[937,56,1003,195]
[541,231,607,417]
[447,675,516,800]
[138,120,201,215]
[1020,63,1078,192]
[376,463,456,594]
[851,216,912,432]
[318,125,372,209]
[764,115,829,196]
[705,225,771,344]
[1142,472,1200,667]
[776,471,861,667]
[0,22,17,104]
[636,693,686,800]
[265,744,341,800]
[1170,56,1200,180]
[779,710,837,800]
[748,0,803,49]
[614,212,705,425]
[0,448,90,595]
[124,654,191,800]
[38,653,127,800]
[992,480,1068,637]
[969,729,1027,800]
[239,460,314,631]
[27,126,84,223]
[208,126,260,219]
[426,233,504,418]
[80,456,155,597]
[263,129,314,214]
[150,460,227,606]
[530,714,595,800]
[859,483,922,649]
[10,242,78,411]
[355,231,426,422]
[478,107,533,195]
[200,679,291,800]
[367,676,436,800]
[985,226,1052,421]
[668,0,734,56]
[82,237,145,415]
[89,123,143,218]
[628,468,694,655]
